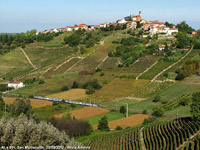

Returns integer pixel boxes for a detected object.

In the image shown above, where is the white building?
[66,26,74,32]
[118,19,127,24]
[8,81,24,89]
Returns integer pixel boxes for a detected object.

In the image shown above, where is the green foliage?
[152,108,164,117]
[191,92,200,120]
[50,117,93,138]
[175,73,185,80]
[98,116,110,131]
[176,32,191,49]
[64,32,82,47]
[71,81,79,88]
[143,116,157,125]
[153,95,161,102]
[86,86,95,95]
[9,98,31,116]
[136,21,142,28]
[176,21,194,34]
[115,126,123,130]
[86,38,95,48]
[165,22,174,28]
[95,68,102,72]
[142,109,148,114]
[61,85,69,92]
[82,79,101,90]
[80,47,86,54]
[119,106,126,115]
[0,114,79,146]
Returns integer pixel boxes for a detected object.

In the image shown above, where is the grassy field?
[47,89,87,100]
[90,78,149,102]
[84,111,126,125]
[52,72,78,79]
[0,48,32,79]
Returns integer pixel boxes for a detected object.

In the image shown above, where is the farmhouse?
[118,19,127,24]
[8,81,24,89]
[192,31,197,35]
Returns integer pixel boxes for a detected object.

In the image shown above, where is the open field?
[93,114,148,129]
[3,97,52,108]
[54,107,110,120]
[47,89,87,100]
[91,78,149,102]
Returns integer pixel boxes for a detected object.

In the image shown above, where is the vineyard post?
[126,103,128,118]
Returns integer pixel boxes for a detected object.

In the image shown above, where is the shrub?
[98,116,110,131]
[115,126,123,130]
[175,73,185,80]
[95,68,102,72]
[153,95,161,102]
[61,85,69,92]
[142,109,147,114]
[152,108,164,117]
[71,81,79,89]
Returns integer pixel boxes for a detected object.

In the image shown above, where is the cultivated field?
[70,107,110,119]
[93,114,148,129]
[91,78,149,102]
[3,97,52,108]
[47,89,87,100]
[0,48,32,79]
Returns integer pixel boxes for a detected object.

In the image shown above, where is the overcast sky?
[0,0,199,33]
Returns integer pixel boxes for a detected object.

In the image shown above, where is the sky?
[0,0,199,33]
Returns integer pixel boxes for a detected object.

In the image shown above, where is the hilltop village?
[42,11,179,36]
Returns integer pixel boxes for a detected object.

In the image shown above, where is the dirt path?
[177,130,200,150]
[54,56,82,71]
[64,47,101,73]
[20,48,37,69]
[139,127,147,150]
[151,48,193,82]
[136,61,158,80]
[95,55,109,69]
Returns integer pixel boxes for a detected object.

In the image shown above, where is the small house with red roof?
[8,81,24,89]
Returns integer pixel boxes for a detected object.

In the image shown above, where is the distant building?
[118,19,127,24]
[97,40,104,45]
[8,81,24,89]
[192,31,197,35]
[132,11,142,22]
[158,45,166,51]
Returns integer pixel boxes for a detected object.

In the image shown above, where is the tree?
[0,94,5,111]
[0,114,79,146]
[115,126,123,130]
[136,21,142,29]
[71,81,79,88]
[86,38,95,48]
[153,95,161,102]
[152,108,164,117]
[120,106,126,115]
[164,22,174,28]
[80,47,86,54]
[9,98,31,116]
[61,85,69,91]
[191,92,200,120]
[175,73,185,80]
[98,116,109,131]
[176,21,193,34]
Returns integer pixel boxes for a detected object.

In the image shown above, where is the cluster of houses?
[41,11,179,36]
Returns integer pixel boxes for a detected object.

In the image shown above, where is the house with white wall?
[8,81,24,89]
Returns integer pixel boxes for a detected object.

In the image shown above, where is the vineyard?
[83,117,200,150]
